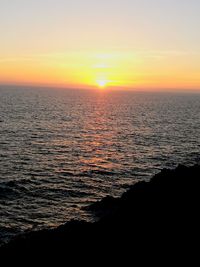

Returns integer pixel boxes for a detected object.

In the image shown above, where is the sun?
[96,79,108,88]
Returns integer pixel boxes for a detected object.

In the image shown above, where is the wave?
[0,178,90,201]
[0,180,30,200]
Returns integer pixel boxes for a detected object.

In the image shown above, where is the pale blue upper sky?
[1,0,200,54]
[0,0,200,89]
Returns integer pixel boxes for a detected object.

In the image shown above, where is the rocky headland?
[1,164,199,261]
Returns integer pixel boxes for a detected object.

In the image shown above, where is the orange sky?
[0,0,200,91]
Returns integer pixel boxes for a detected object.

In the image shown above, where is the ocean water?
[0,86,200,244]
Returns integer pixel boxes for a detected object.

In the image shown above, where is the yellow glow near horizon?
[0,50,200,91]
[0,1,200,91]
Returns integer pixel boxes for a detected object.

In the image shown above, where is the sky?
[0,0,200,90]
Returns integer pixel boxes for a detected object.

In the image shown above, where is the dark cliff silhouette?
[1,164,200,262]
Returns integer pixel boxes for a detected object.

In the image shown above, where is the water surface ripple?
[0,87,200,243]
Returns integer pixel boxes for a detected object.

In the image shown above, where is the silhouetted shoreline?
[1,164,200,260]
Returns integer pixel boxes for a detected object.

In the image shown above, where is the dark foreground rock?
[1,164,200,262]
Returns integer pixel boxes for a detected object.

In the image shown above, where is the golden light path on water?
[0,87,200,244]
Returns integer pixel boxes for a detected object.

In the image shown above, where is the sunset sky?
[0,0,200,90]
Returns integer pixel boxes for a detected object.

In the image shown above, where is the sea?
[0,86,200,244]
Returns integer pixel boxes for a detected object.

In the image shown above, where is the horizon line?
[0,82,200,94]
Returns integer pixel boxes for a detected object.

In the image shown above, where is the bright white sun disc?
[97,79,107,88]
